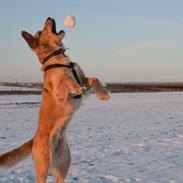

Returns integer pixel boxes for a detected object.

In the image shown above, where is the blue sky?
[0,0,183,82]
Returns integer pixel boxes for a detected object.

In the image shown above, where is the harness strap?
[42,49,83,99]
[69,62,82,86]
[44,63,72,71]
[42,48,67,64]
[44,62,83,87]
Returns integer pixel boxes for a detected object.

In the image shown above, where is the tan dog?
[0,17,109,183]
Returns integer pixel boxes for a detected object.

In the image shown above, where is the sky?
[0,0,183,83]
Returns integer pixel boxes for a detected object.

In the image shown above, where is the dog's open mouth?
[51,19,57,34]
[46,17,58,34]
[45,17,65,39]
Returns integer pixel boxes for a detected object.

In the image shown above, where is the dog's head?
[22,17,65,63]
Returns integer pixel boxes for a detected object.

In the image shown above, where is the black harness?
[42,48,68,64]
[43,48,83,99]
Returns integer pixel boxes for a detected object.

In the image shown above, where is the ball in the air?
[64,16,76,28]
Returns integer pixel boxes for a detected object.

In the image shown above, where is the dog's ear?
[58,30,65,40]
[21,31,38,49]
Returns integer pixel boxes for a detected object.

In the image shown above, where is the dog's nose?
[46,17,54,21]
[46,17,53,21]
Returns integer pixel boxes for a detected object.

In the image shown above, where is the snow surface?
[0,93,183,183]
[0,85,40,91]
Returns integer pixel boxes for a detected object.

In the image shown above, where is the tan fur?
[0,139,33,168]
[0,17,109,183]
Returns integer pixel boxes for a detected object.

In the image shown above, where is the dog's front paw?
[71,86,86,96]
[96,87,110,100]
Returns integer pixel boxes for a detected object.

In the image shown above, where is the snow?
[0,85,40,91]
[0,92,183,183]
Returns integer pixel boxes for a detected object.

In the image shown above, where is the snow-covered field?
[0,93,183,183]
[0,84,40,91]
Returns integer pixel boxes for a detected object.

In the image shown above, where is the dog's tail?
[0,139,33,168]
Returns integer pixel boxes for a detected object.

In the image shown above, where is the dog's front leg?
[86,77,109,100]
[64,76,85,96]
[52,76,84,102]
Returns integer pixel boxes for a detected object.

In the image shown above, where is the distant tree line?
[106,82,183,93]
[1,82,183,94]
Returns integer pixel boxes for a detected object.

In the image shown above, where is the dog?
[0,17,109,183]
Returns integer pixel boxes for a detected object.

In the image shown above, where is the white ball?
[64,16,76,28]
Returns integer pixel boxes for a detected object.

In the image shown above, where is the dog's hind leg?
[53,142,71,183]
[50,126,71,183]
[32,137,50,183]
[54,170,65,183]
